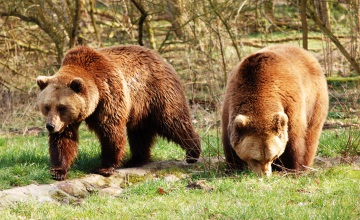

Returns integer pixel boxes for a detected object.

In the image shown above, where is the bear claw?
[50,167,67,181]
[93,167,115,177]
[186,149,201,164]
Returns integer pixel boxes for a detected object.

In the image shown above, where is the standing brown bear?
[222,44,328,176]
[37,45,201,180]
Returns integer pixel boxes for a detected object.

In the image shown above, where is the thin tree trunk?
[301,0,308,50]
[145,18,156,49]
[89,0,102,47]
[69,0,81,48]
[351,0,359,60]
[130,0,147,46]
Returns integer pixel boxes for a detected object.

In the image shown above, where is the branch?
[0,77,26,92]
[0,10,64,63]
[0,60,32,80]
[208,0,241,60]
[0,35,52,54]
[0,11,46,31]
[306,2,360,73]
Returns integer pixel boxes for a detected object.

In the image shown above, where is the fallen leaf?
[157,187,167,195]
[315,178,320,185]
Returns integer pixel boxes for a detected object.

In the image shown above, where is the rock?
[164,175,180,183]
[186,180,214,191]
[99,187,123,197]
[56,181,88,198]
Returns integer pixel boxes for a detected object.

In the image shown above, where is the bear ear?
[273,112,288,133]
[234,114,249,128]
[69,78,84,93]
[36,76,49,90]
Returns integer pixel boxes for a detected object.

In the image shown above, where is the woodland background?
[0,0,359,134]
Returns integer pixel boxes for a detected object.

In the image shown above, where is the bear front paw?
[186,148,201,164]
[50,167,68,181]
[93,167,115,177]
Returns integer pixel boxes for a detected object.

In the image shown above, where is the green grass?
[0,126,223,190]
[0,127,359,191]
[1,126,359,219]
[1,166,359,219]
[318,128,360,158]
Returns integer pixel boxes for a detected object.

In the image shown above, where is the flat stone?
[98,187,123,197]
[164,175,180,183]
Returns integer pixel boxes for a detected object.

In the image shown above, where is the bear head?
[36,73,99,133]
[230,112,289,177]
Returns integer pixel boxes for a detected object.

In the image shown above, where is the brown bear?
[36,45,201,180]
[222,44,328,176]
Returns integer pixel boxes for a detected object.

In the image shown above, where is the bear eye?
[44,105,50,113]
[57,105,67,113]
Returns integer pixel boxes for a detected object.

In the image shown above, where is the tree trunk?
[130,0,147,46]
[264,0,275,24]
[89,0,102,47]
[301,0,308,50]
[165,0,184,39]
[350,0,359,61]
[145,18,156,49]
[69,0,82,48]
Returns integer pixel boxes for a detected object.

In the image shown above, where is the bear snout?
[46,123,56,133]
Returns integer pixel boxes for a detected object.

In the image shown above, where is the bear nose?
[46,123,55,133]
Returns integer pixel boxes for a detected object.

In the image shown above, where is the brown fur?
[37,45,201,180]
[222,44,328,176]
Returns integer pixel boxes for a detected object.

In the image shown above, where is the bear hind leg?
[158,120,201,163]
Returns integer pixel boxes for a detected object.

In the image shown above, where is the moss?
[120,174,148,188]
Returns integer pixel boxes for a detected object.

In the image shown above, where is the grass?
[318,128,360,158]
[0,126,359,190]
[0,126,222,190]
[0,165,359,219]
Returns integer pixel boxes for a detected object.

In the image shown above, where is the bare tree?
[306,0,360,74]
[0,0,83,63]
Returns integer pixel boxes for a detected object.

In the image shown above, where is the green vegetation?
[1,126,359,190]
[0,165,359,219]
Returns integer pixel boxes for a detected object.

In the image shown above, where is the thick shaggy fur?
[37,45,201,180]
[222,44,328,175]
